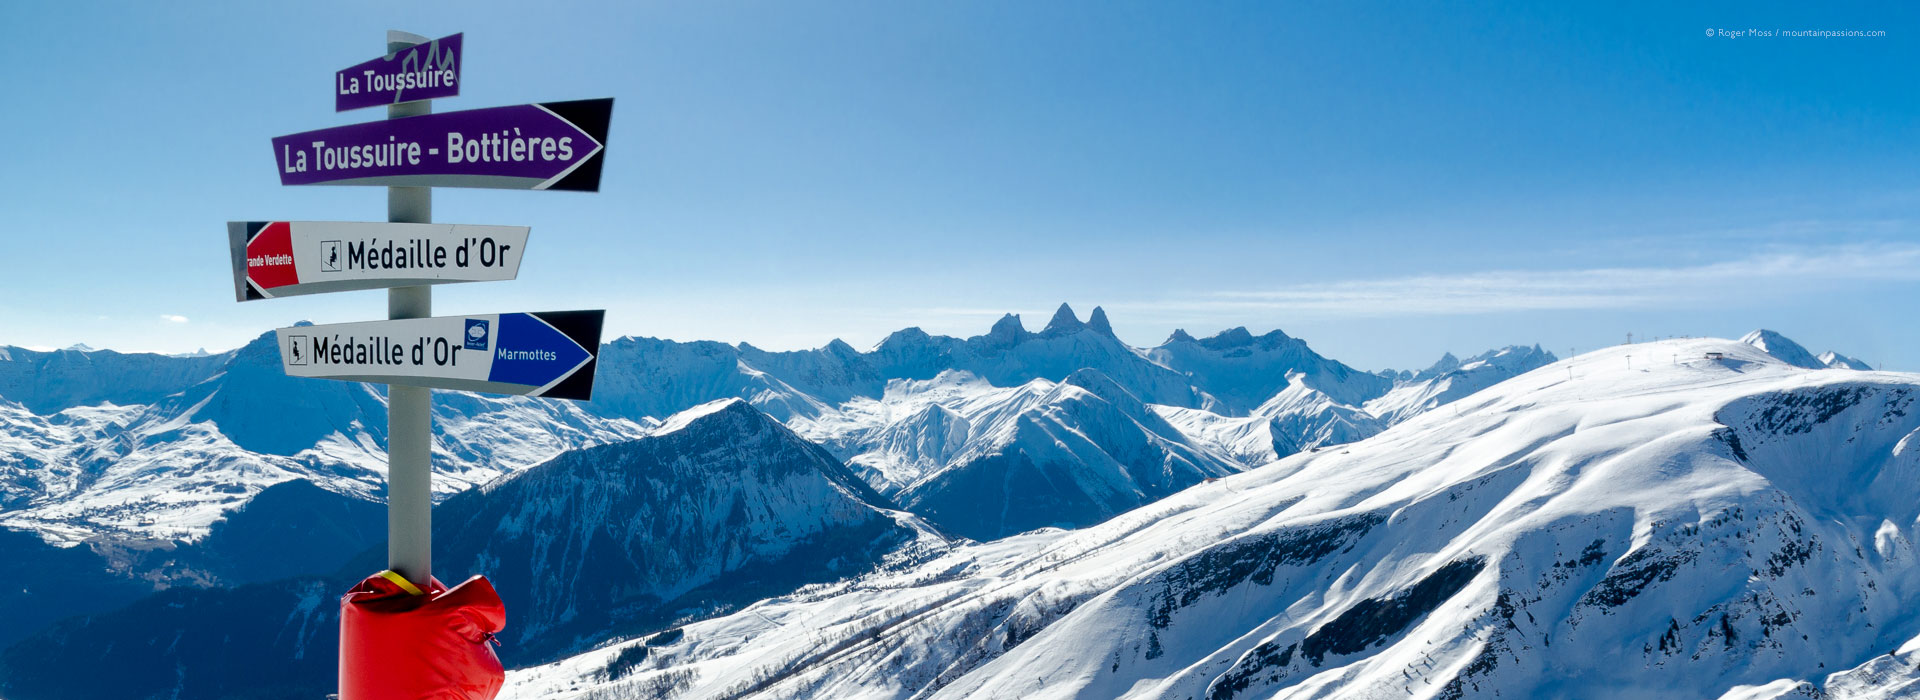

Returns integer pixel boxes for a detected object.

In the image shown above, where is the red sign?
[244,221,299,290]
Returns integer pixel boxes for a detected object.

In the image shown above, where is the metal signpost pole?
[236,28,610,696]
[385,30,433,586]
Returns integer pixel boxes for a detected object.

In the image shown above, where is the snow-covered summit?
[503,336,1920,699]
[1821,350,1874,371]
[653,397,752,436]
[437,397,928,662]
[1741,329,1880,374]
[0,306,1576,549]
[1741,329,1825,369]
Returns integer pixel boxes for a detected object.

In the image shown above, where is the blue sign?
[486,312,595,390]
[465,318,490,350]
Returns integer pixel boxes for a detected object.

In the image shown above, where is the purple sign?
[336,33,462,112]
[271,99,613,191]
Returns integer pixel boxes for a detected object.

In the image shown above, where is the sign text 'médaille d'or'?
[227,221,529,301]
[277,311,604,400]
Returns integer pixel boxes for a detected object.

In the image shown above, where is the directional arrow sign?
[336,32,461,112]
[227,221,529,301]
[277,311,604,400]
[271,98,612,191]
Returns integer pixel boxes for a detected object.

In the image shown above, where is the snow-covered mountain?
[0,305,1574,602]
[0,314,1903,699]
[499,336,1920,700]
[0,400,944,700]
[888,369,1240,541]
[575,307,1540,541]
[0,344,226,415]
[0,330,650,546]
[0,305,1719,560]
[428,398,938,662]
[885,305,1213,410]
[0,476,384,657]
[12,308,1876,564]
[1157,375,1388,467]
[1364,344,1557,424]
[1147,326,1392,413]
[1722,630,1920,698]
[1820,351,1875,371]
[1740,329,1838,371]
[587,304,1214,427]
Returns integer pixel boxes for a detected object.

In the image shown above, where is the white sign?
[277,310,602,400]
[228,221,529,301]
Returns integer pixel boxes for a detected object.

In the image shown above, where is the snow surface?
[1822,351,1876,372]
[1741,330,1826,370]
[0,309,1864,554]
[0,335,649,545]
[435,398,948,661]
[1717,629,1920,698]
[500,336,1920,700]
[1364,344,1556,424]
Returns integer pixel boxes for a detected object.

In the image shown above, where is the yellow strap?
[378,569,427,596]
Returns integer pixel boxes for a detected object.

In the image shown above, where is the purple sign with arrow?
[336,33,462,112]
[271,98,613,191]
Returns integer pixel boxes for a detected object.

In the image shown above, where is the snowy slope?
[424,398,940,662]
[1742,330,1825,370]
[787,363,1247,539]
[1719,630,1920,699]
[0,330,649,545]
[1157,376,1387,468]
[0,307,1560,550]
[893,368,1241,541]
[0,400,948,700]
[500,336,1920,700]
[1821,351,1875,371]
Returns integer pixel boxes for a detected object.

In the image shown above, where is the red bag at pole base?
[339,571,506,700]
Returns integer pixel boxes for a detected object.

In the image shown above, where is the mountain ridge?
[498,336,1920,700]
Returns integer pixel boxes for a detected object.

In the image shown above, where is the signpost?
[272,98,613,191]
[227,221,529,301]
[231,31,615,694]
[276,311,604,400]
[336,32,462,112]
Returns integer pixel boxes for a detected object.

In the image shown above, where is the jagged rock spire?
[988,313,1026,340]
[1088,306,1114,336]
[1043,303,1084,334]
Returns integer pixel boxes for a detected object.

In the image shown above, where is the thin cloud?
[1132,244,1920,318]
[159,314,189,323]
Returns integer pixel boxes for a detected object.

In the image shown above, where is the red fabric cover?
[339,572,506,700]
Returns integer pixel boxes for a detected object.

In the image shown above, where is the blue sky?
[2,1,1917,372]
